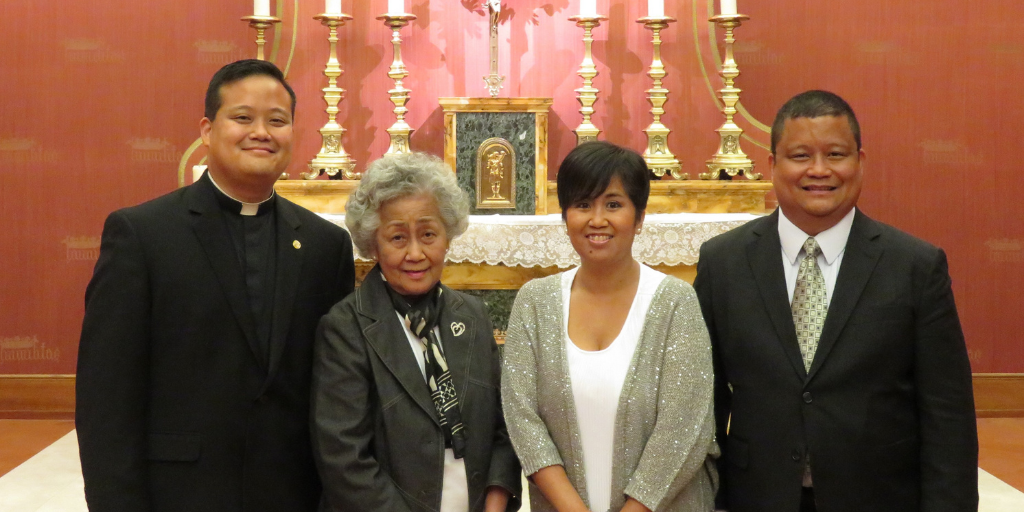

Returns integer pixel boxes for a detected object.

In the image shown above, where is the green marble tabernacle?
[455,112,537,215]
[461,289,517,333]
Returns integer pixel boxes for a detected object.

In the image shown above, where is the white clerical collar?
[778,207,856,265]
[207,171,275,216]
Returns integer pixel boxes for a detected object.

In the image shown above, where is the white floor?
[2,431,1021,512]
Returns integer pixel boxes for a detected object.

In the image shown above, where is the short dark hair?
[770,90,861,155]
[203,59,296,120]
[557,141,650,223]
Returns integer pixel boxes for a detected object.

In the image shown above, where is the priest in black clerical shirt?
[76,59,355,512]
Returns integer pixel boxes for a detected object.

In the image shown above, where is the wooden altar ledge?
[275,179,359,214]
[550,180,771,215]
[276,179,773,215]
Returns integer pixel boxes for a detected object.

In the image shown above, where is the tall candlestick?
[721,0,737,16]
[569,14,607,145]
[638,16,683,179]
[254,0,270,16]
[306,14,358,180]
[325,0,341,15]
[648,0,664,18]
[580,0,597,16]
[388,0,404,14]
[701,14,759,180]
[377,13,418,155]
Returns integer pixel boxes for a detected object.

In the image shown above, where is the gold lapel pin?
[293,240,301,249]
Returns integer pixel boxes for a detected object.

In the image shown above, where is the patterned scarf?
[382,274,467,459]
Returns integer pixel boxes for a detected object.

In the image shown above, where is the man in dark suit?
[694,90,977,512]
[76,59,355,512]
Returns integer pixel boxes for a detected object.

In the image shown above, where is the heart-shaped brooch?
[450,322,466,337]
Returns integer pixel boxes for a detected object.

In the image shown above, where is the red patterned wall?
[1,1,1021,374]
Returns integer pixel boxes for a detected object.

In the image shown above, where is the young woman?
[501,141,718,512]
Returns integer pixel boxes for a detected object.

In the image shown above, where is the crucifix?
[483,0,504,97]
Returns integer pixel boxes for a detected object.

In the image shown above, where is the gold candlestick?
[638,17,683,179]
[240,15,281,60]
[304,14,358,180]
[377,14,417,155]
[568,15,606,145]
[702,14,760,180]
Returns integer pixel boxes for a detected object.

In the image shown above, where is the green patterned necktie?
[792,237,827,372]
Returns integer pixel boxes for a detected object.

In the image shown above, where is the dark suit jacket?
[311,265,522,512]
[76,174,355,512]
[693,210,977,512]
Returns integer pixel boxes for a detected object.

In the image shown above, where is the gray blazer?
[311,266,522,512]
[501,272,719,512]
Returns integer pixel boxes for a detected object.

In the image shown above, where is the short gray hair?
[345,152,470,257]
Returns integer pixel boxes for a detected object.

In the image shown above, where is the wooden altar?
[275,179,772,217]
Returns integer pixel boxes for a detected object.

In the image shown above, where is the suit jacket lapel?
[807,210,883,381]
[264,199,303,384]
[437,287,475,412]
[185,177,262,369]
[747,211,807,380]
[359,269,441,426]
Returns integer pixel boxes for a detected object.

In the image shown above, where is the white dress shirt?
[778,208,857,306]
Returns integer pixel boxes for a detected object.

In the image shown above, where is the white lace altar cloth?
[320,213,760,268]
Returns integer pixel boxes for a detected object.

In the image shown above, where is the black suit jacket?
[76,174,355,512]
[311,266,522,512]
[693,210,977,512]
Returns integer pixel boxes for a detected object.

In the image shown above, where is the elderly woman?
[311,152,521,512]
[501,141,719,512]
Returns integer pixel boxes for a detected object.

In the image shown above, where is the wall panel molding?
[0,375,75,419]
[973,373,1024,418]
[2,373,1022,419]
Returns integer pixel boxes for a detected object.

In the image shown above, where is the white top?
[396,312,469,512]
[562,264,668,512]
[778,207,856,305]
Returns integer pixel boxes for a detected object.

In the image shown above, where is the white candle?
[648,0,664,18]
[325,0,341,15]
[721,0,737,15]
[254,0,270,16]
[580,0,597,17]
[388,0,404,14]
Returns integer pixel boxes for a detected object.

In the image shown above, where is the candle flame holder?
[240,15,281,60]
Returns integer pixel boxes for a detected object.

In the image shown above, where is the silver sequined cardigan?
[501,272,719,512]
